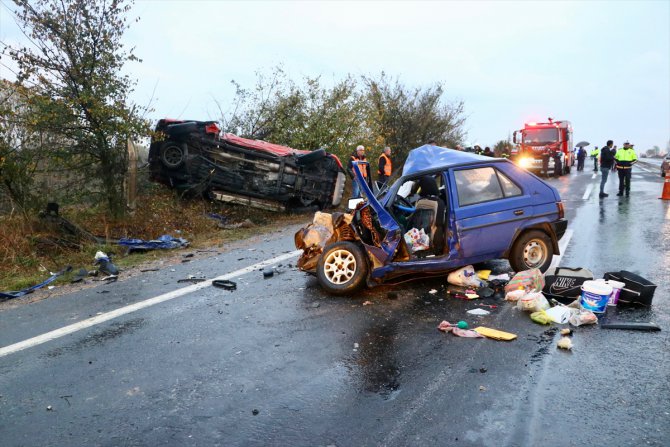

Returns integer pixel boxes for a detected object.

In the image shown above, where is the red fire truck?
[511,118,573,176]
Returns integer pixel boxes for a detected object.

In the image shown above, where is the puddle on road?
[347,320,402,399]
[44,318,146,358]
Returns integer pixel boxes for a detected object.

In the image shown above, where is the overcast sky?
[1,0,669,151]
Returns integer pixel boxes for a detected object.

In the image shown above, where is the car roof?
[401,144,493,176]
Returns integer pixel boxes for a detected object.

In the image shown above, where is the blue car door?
[450,164,532,258]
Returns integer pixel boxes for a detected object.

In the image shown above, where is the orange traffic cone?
[660,170,670,200]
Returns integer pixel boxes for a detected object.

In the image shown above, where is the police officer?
[590,146,600,171]
[348,145,370,198]
[615,141,638,196]
[377,146,392,186]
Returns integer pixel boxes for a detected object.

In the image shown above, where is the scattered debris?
[46,405,53,411]
[438,321,484,338]
[448,265,486,288]
[140,268,160,272]
[0,266,72,300]
[479,386,486,391]
[530,310,552,325]
[252,409,260,416]
[117,235,189,253]
[94,251,118,276]
[557,337,573,350]
[428,289,438,294]
[362,300,373,306]
[560,328,572,336]
[600,322,661,331]
[177,274,207,283]
[70,268,89,283]
[262,268,274,278]
[479,367,488,373]
[212,280,237,291]
[182,253,194,258]
[474,327,517,341]
[466,308,490,316]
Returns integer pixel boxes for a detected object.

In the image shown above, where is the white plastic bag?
[516,292,550,312]
[403,227,430,253]
[447,265,484,288]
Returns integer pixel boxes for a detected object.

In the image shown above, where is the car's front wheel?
[509,230,554,273]
[316,241,368,295]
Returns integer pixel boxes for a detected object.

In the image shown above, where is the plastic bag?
[505,289,526,302]
[403,227,430,253]
[505,269,545,293]
[447,265,485,288]
[516,292,550,312]
[545,306,571,324]
[569,309,598,327]
[530,310,552,325]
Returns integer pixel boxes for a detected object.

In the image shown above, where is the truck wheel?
[160,142,187,169]
[316,241,368,295]
[296,148,327,166]
[509,230,554,273]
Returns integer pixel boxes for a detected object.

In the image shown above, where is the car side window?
[455,167,503,206]
[497,170,522,197]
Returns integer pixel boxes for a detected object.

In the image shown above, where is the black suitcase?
[542,267,594,304]
[604,270,657,306]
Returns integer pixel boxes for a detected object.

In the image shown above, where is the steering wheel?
[393,195,415,213]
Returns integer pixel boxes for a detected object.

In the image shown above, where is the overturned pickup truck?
[148,119,346,211]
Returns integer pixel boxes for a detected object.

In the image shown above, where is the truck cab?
[511,118,573,176]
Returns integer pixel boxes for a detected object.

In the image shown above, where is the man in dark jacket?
[599,140,615,198]
[577,147,587,171]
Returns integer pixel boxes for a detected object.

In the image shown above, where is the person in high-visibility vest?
[348,145,370,198]
[590,146,600,172]
[377,146,393,186]
[614,141,638,196]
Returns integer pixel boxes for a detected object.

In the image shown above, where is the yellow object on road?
[474,326,517,341]
[476,269,491,280]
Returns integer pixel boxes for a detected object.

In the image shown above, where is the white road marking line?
[0,250,302,358]
[582,184,593,200]
[549,229,574,270]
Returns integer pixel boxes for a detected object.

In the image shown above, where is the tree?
[362,73,467,163]
[219,68,367,163]
[5,0,148,217]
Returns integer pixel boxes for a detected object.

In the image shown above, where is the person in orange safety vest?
[377,146,393,185]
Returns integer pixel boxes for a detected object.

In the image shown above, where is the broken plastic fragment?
[557,337,573,350]
[466,308,490,316]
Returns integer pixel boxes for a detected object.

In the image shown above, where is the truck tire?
[316,241,368,295]
[509,230,554,273]
[296,148,327,166]
[160,142,187,169]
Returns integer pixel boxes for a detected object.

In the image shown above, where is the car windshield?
[523,128,559,145]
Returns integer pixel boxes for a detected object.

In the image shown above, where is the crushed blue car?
[295,144,568,295]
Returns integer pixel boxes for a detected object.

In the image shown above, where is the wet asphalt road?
[1,160,669,447]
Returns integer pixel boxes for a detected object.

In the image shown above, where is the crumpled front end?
[295,211,355,272]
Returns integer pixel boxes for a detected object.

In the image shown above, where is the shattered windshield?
[523,128,559,145]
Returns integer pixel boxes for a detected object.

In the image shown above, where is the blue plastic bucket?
[579,280,613,313]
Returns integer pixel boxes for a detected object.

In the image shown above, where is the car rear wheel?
[160,142,187,169]
[509,230,554,273]
[316,241,368,295]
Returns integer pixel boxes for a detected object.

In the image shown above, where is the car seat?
[407,175,446,255]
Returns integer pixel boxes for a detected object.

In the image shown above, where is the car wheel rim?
[164,147,183,166]
[323,249,356,285]
[523,240,546,267]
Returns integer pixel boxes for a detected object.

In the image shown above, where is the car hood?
[402,145,491,177]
